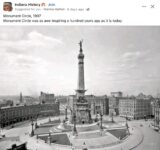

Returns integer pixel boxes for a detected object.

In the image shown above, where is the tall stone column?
[76,40,86,98]
[74,40,91,124]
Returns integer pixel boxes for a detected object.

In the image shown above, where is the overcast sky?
[0,26,160,96]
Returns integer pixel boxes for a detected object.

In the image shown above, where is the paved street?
[130,120,160,150]
[113,117,160,150]
[0,116,160,150]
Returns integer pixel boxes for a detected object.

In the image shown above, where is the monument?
[74,40,92,124]
[37,41,130,149]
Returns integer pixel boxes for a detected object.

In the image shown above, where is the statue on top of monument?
[79,40,83,51]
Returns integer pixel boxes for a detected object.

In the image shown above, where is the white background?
[0,0,160,25]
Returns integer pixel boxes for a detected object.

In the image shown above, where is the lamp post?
[125,113,128,125]
[35,114,38,129]
[111,111,114,123]
[0,118,5,137]
[71,143,74,150]
[48,115,51,122]
[73,112,77,136]
[125,113,130,135]
[158,107,160,132]
[100,112,103,130]
[48,131,51,144]
[65,107,68,121]
[31,118,34,137]
[0,122,2,136]
[154,101,156,129]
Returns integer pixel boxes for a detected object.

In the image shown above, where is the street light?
[125,113,128,125]
[158,107,160,132]
[65,107,68,121]
[35,114,39,129]
[31,117,34,137]
[48,131,51,144]
[154,101,156,129]
[70,143,74,150]
[0,118,5,138]
[100,112,103,130]
[125,113,130,135]
[111,111,114,123]
[0,122,2,136]
[73,112,77,136]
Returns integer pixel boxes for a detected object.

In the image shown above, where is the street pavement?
[0,115,160,150]
[130,120,160,150]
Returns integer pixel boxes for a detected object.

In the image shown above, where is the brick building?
[0,100,13,108]
[119,97,152,119]
[39,91,56,104]
[109,92,123,115]
[154,100,160,129]
[67,95,109,117]
[0,103,59,127]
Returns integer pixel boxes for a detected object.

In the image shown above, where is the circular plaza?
[0,115,147,150]
[33,116,144,150]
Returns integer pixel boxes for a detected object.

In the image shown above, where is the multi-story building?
[18,92,39,105]
[111,91,123,98]
[0,100,13,108]
[0,103,59,127]
[67,95,109,117]
[119,97,152,119]
[23,96,39,105]
[87,95,109,115]
[154,100,160,129]
[109,92,123,116]
[151,99,157,117]
[39,92,55,104]
[109,97,119,115]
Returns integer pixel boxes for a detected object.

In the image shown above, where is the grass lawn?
[107,129,128,140]
[39,133,71,145]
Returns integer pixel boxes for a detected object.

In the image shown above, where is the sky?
[0,26,160,96]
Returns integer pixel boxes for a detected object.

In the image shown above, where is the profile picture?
[3,2,13,11]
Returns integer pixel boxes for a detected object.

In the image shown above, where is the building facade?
[68,95,109,117]
[109,97,120,115]
[119,97,152,119]
[23,96,39,105]
[109,91,123,115]
[0,100,13,108]
[0,103,59,127]
[111,91,123,98]
[87,95,109,115]
[109,92,123,116]
[39,92,56,104]
[154,100,160,129]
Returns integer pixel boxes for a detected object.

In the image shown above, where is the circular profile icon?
[3,2,13,11]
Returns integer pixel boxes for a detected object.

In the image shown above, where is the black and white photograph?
[0,26,160,150]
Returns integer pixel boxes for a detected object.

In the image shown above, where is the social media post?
[0,0,160,150]
[0,0,160,25]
